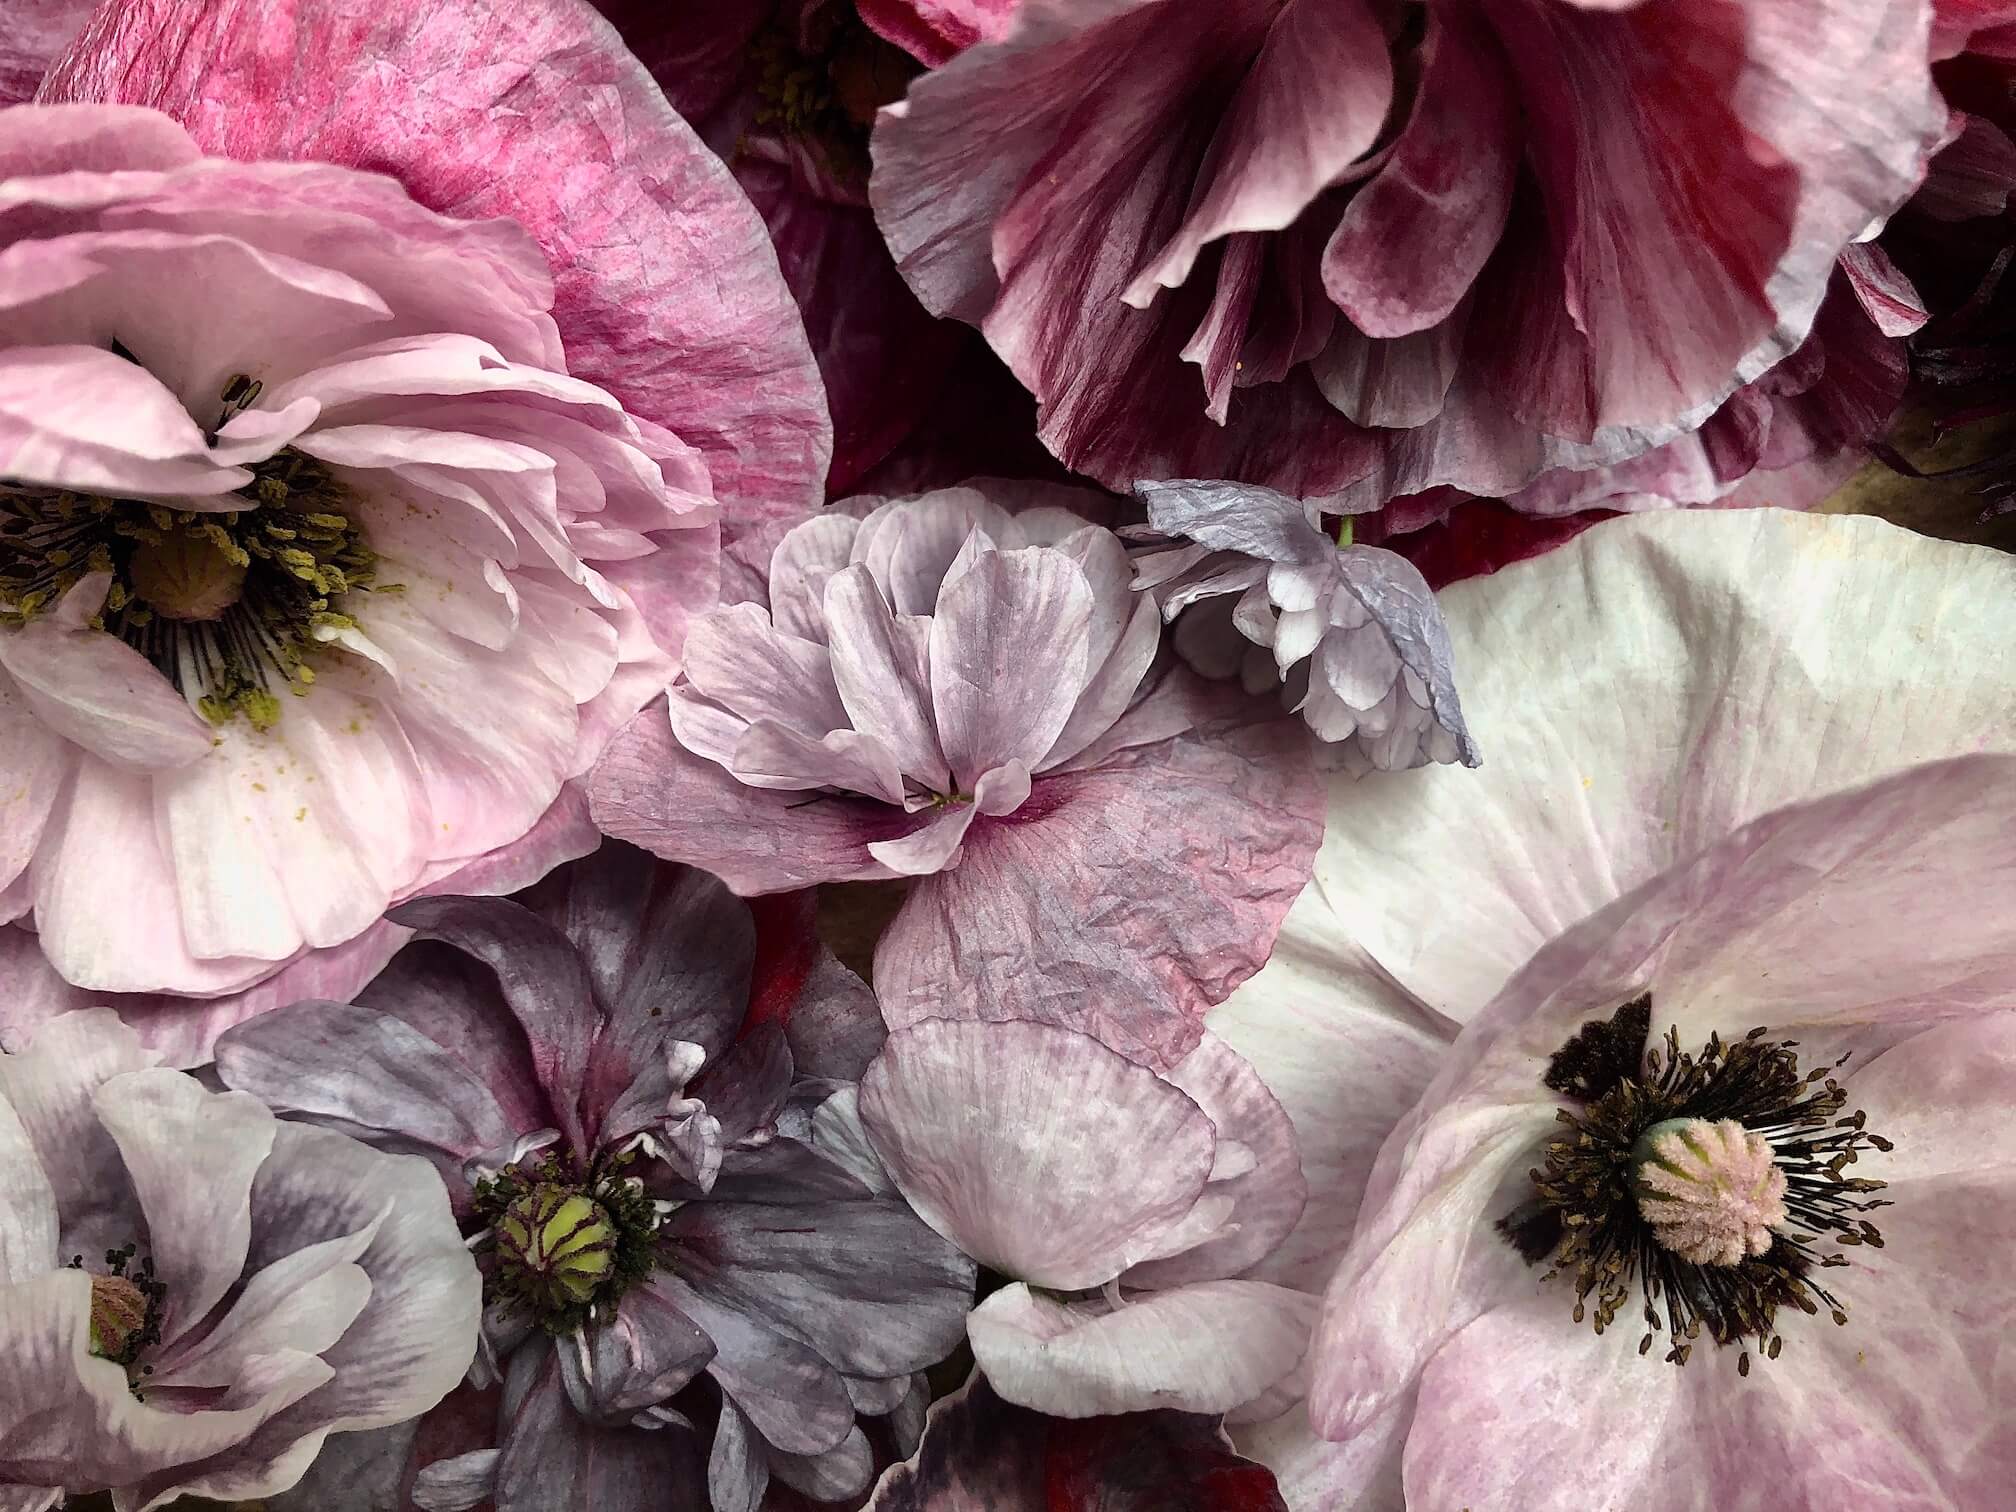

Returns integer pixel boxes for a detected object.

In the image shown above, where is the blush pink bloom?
[1187,510,2016,1506]
[0,0,832,1061]
[853,1017,1318,1419]
[0,1008,479,1511]
[588,483,1323,1069]
[868,0,1945,514]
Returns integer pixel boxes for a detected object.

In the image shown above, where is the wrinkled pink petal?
[875,672,1322,1067]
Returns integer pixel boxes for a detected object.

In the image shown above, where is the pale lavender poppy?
[867,0,1942,515]
[213,844,974,1512]
[1187,511,2016,1506]
[852,1016,1317,1421]
[1131,479,1477,774]
[0,1008,478,1511]
[587,483,1324,1070]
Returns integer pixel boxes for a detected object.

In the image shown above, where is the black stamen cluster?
[1497,995,1893,1375]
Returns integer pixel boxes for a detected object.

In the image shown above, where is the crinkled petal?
[45,0,830,526]
[874,674,1322,1068]
[590,703,917,892]
[1309,512,2016,1026]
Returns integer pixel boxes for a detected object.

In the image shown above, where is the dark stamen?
[1501,996,1892,1370]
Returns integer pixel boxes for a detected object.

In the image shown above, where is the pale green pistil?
[495,1185,618,1314]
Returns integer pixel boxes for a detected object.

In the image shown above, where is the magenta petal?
[857,0,1022,65]
[875,676,1323,1068]
[1131,0,1393,300]
[0,0,91,105]
[43,0,831,528]
[859,1019,1217,1290]
[1320,8,1517,339]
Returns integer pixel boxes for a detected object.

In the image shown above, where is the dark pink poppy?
[867,0,1945,514]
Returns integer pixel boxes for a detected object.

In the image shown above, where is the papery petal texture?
[591,484,1322,1050]
[870,0,1942,520]
[0,0,843,1030]
[1209,511,2016,1507]
[215,843,975,1512]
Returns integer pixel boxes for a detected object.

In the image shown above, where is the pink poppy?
[0,1008,478,1510]
[1187,509,2016,1505]
[853,1017,1317,1418]
[867,0,1944,512]
[0,0,830,1061]
[587,483,1324,1069]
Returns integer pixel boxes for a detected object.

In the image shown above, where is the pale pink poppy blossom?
[588,483,1324,1069]
[0,1008,479,1512]
[868,0,1945,513]
[0,0,832,1061]
[1186,510,2016,1507]
[852,1016,1318,1420]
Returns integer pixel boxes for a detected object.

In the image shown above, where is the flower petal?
[0,587,213,773]
[1122,1031,1306,1289]
[589,703,915,892]
[1307,511,2016,1027]
[667,1197,974,1380]
[46,0,831,526]
[92,1068,275,1345]
[823,563,950,789]
[875,675,1322,1068]
[969,1279,1317,1417]
[859,1019,1216,1290]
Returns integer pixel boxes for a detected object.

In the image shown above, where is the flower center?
[496,1185,617,1313]
[748,9,918,190]
[1630,1117,1788,1267]
[69,1242,168,1378]
[473,1155,663,1335]
[1496,995,1892,1374]
[0,375,386,731]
